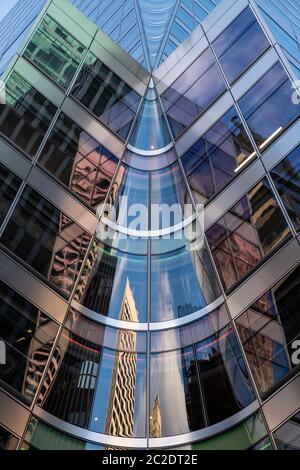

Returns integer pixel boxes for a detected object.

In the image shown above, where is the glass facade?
[181,106,255,203]
[206,179,291,292]
[71,52,141,140]
[161,47,227,138]
[0,72,57,158]
[0,186,91,296]
[38,113,119,210]
[0,0,299,452]
[23,15,86,90]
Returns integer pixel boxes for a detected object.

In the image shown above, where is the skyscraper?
[0,0,300,451]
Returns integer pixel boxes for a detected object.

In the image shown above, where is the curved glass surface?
[149,312,255,437]
[38,308,255,439]
[74,242,148,323]
[129,86,171,151]
[151,242,220,322]
[39,309,147,438]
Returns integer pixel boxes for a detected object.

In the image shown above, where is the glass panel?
[71,52,141,140]
[238,62,300,150]
[271,144,300,231]
[236,264,300,395]
[38,113,118,210]
[0,426,18,450]
[23,15,85,89]
[181,106,255,204]
[0,72,57,158]
[212,8,270,84]
[0,186,91,295]
[206,178,290,292]
[90,348,146,437]
[39,313,146,437]
[74,242,147,323]
[195,326,255,425]
[161,48,226,138]
[23,418,104,450]
[129,86,171,151]
[151,305,230,352]
[274,412,300,450]
[0,163,22,225]
[151,163,191,230]
[0,280,59,402]
[150,347,206,437]
[172,412,268,450]
[151,244,220,322]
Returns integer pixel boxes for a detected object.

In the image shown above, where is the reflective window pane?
[41,313,146,437]
[38,113,118,210]
[150,348,205,437]
[206,178,290,292]
[238,63,300,150]
[0,163,22,225]
[212,8,270,84]
[23,418,104,450]
[0,186,91,295]
[150,324,255,437]
[71,52,141,140]
[0,426,19,450]
[151,244,221,322]
[161,48,226,138]
[181,106,255,204]
[74,242,147,323]
[0,72,57,158]
[274,412,300,450]
[236,264,300,395]
[271,144,300,231]
[23,15,85,89]
[0,280,59,402]
[195,326,255,425]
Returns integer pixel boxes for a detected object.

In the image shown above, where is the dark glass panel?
[213,8,270,83]
[239,63,300,150]
[74,242,147,322]
[0,163,22,225]
[274,412,300,450]
[71,52,141,140]
[150,348,205,437]
[0,426,18,450]
[271,144,300,231]
[195,326,255,425]
[182,106,255,203]
[38,113,118,209]
[0,186,91,295]
[151,244,220,322]
[236,264,300,395]
[0,280,59,402]
[206,178,290,291]
[23,15,85,89]
[0,72,57,158]
[161,48,226,138]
